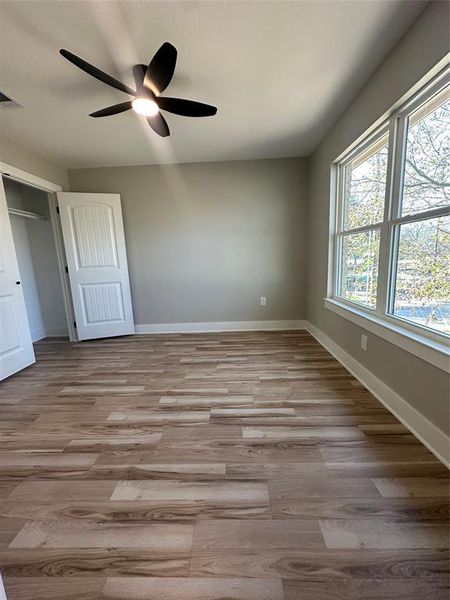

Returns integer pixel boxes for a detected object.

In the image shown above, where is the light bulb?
[132,97,159,117]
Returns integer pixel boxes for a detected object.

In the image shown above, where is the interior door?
[57,192,135,341]
[0,177,35,380]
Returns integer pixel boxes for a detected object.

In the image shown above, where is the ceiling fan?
[59,42,217,137]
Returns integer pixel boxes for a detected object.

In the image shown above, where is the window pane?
[343,135,388,230]
[392,216,450,335]
[339,229,380,308]
[401,87,450,215]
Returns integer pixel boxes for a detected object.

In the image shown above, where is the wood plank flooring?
[0,331,448,599]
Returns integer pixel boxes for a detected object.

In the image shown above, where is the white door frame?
[0,161,77,342]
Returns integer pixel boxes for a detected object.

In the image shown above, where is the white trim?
[0,161,62,193]
[306,320,450,468]
[45,326,69,338]
[391,205,450,226]
[29,327,68,342]
[135,320,307,334]
[325,298,449,373]
[0,164,77,343]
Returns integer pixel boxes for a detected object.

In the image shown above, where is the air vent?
[0,90,22,108]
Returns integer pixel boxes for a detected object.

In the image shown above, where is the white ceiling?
[0,0,426,169]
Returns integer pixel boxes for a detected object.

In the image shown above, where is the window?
[331,68,450,346]
[401,87,449,216]
[392,216,449,334]
[337,133,388,308]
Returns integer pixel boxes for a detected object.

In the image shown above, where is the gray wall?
[69,158,308,326]
[306,1,450,434]
[0,134,68,189]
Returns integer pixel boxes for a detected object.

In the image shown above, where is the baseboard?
[135,320,307,334]
[306,321,450,468]
[45,326,69,337]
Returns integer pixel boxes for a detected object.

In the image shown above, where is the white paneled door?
[57,193,135,341]
[0,177,35,380]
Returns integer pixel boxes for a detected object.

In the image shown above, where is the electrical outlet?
[260,296,267,306]
[361,334,368,351]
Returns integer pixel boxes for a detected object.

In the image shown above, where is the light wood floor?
[0,331,448,599]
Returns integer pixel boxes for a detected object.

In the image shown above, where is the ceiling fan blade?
[144,42,177,94]
[89,101,133,118]
[147,112,170,137]
[157,97,217,117]
[60,49,136,96]
[133,64,153,97]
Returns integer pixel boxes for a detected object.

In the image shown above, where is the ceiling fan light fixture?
[132,97,159,117]
[60,43,217,137]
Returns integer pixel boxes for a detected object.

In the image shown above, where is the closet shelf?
[8,207,48,220]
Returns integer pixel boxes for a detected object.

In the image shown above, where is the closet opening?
[3,177,75,344]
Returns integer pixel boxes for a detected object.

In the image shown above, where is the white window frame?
[326,65,450,373]
[333,125,389,310]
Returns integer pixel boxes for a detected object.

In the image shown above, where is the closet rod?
[8,207,48,220]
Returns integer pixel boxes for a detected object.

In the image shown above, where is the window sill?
[324,297,450,373]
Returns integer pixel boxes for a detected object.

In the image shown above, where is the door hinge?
[56,206,60,214]
[65,266,69,274]
[73,321,77,329]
